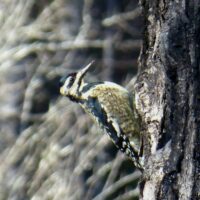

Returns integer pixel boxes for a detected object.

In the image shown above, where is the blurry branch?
[0,0,142,199]
[87,161,113,185]
[61,0,95,66]
[93,172,141,200]
[74,135,109,175]
[103,153,125,189]
[102,8,141,27]
[79,0,94,39]
[0,0,35,31]
[0,40,141,62]
[114,190,139,200]
[102,7,141,38]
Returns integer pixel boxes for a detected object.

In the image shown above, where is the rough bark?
[135,0,200,199]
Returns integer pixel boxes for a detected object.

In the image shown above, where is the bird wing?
[83,82,141,153]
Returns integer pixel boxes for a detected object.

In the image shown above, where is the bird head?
[59,61,94,99]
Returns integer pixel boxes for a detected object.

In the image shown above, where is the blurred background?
[0,0,143,199]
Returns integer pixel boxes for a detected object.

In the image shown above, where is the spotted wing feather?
[91,83,140,149]
[81,82,141,167]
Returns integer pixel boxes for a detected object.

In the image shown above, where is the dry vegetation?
[0,0,142,199]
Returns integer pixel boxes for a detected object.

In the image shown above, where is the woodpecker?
[59,61,142,169]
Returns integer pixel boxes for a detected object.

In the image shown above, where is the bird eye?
[59,73,76,89]
[66,73,76,88]
[68,76,75,88]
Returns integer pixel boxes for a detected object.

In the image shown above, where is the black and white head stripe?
[59,73,77,88]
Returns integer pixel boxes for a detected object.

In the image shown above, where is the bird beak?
[61,61,95,96]
[77,60,95,80]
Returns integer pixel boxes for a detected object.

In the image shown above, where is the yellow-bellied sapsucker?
[59,62,142,169]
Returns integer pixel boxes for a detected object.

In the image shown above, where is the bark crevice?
[137,0,200,199]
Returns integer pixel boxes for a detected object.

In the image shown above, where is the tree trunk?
[136,0,200,199]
